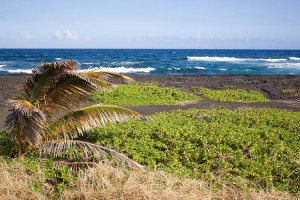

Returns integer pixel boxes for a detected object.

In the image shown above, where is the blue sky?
[0,0,299,49]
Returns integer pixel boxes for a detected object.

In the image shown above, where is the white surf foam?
[187,56,288,62]
[55,58,62,60]
[195,66,206,70]
[109,61,142,66]
[187,56,246,62]
[288,63,300,68]
[288,57,300,60]
[267,66,283,69]
[262,58,287,62]
[82,67,155,73]
[267,63,300,69]
[0,65,6,68]
[0,69,32,74]
[219,68,228,71]
[82,62,94,65]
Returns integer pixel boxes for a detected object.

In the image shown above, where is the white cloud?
[64,30,78,40]
[53,31,64,40]
[53,30,78,40]
[20,32,32,40]
[194,33,202,39]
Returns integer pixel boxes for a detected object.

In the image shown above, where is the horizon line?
[0,48,300,50]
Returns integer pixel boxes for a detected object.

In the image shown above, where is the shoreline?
[1,74,299,128]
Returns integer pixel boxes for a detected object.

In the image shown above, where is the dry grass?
[60,164,297,200]
[0,158,47,199]
[0,158,297,200]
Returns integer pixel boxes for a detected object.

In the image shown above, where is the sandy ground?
[1,74,299,128]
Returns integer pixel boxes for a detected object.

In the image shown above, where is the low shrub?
[282,88,300,94]
[192,86,269,102]
[92,82,200,105]
[89,108,299,193]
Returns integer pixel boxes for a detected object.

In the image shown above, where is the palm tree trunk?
[17,124,22,155]
[21,145,35,159]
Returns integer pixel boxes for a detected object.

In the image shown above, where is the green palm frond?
[80,71,134,83]
[39,73,98,122]
[39,140,144,171]
[23,60,80,104]
[80,76,114,91]
[6,99,45,145]
[45,105,150,140]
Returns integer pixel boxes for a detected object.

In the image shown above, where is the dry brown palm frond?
[80,71,134,83]
[39,140,144,171]
[32,60,79,75]
[45,105,150,140]
[54,161,98,174]
[6,98,45,145]
[7,98,43,118]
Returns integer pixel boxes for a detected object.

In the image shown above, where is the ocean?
[0,49,299,75]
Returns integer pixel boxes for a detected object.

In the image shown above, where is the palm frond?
[39,72,118,122]
[6,99,45,145]
[23,60,80,104]
[80,71,134,83]
[79,76,114,91]
[39,73,98,122]
[40,140,144,171]
[54,161,98,174]
[45,105,150,140]
[32,60,79,75]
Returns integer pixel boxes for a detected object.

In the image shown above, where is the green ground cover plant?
[192,86,269,102]
[93,82,200,105]
[282,88,300,94]
[1,107,299,197]
[88,108,299,193]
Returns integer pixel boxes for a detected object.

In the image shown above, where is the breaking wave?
[267,63,300,69]
[288,57,300,60]
[187,56,287,62]
[108,61,142,66]
[267,66,283,69]
[195,66,206,70]
[0,69,32,74]
[82,67,155,73]
[82,62,95,65]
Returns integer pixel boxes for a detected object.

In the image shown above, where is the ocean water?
[0,49,299,75]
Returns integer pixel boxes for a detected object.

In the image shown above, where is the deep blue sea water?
[0,49,300,75]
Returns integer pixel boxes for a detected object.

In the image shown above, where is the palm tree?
[5,60,149,170]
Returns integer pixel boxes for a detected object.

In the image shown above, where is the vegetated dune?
[0,159,297,200]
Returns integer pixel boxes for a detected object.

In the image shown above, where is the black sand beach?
[1,74,299,128]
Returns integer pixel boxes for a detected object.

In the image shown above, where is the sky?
[0,0,299,49]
